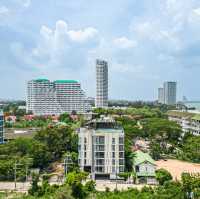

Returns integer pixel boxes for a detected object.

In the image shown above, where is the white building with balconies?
[78,116,124,179]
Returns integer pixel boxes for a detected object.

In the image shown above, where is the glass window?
[112,145,115,151]
[119,152,124,158]
[119,159,124,165]
[119,137,124,144]
[119,145,124,151]
[112,159,115,165]
[112,138,115,144]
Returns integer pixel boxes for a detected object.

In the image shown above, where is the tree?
[66,172,88,199]
[28,173,40,196]
[142,118,182,143]
[182,136,200,163]
[156,169,172,185]
[35,125,77,161]
[182,173,200,198]
[84,180,96,192]
[59,113,72,123]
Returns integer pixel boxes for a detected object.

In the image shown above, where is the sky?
[1,0,200,101]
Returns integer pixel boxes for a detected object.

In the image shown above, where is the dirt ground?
[156,159,200,180]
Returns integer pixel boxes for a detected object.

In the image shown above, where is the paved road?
[0,182,31,192]
[0,181,152,192]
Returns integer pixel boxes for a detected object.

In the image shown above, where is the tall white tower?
[0,110,4,144]
[95,59,108,108]
[163,81,177,105]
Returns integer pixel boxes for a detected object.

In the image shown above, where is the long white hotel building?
[26,79,91,115]
[95,59,108,108]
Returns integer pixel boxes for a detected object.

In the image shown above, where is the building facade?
[158,88,164,104]
[27,79,91,115]
[95,59,108,108]
[0,110,4,144]
[163,81,177,105]
[78,116,124,179]
[167,110,200,136]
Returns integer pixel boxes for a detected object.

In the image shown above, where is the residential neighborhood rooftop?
[134,150,156,166]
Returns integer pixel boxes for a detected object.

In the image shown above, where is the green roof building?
[134,150,157,184]
[27,78,91,115]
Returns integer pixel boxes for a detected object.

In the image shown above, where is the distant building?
[158,82,177,105]
[158,88,164,104]
[0,110,4,144]
[95,59,108,108]
[167,110,200,136]
[133,150,157,184]
[163,81,177,105]
[26,79,91,115]
[78,116,124,179]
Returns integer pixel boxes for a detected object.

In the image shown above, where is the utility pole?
[14,161,23,190]
[62,154,73,182]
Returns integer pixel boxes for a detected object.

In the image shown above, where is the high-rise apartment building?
[0,110,4,144]
[158,82,177,105]
[95,59,108,108]
[163,81,177,105]
[78,116,124,179]
[158,88,164,104]
[26,79,91,115]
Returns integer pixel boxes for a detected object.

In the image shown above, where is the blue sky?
[1,0,200,100]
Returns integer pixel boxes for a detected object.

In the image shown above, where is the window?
[96,136,105,144]
[119,152,124,158]
[119,137,124,144]
[95,166,104,173]
[112,145,115,151]
[119,145,124,151]
[95,145,104,151]
[119,159,124,165]
[96,159,104,166]
[112,152,115,158]
[112,138,115,144]
[112,159,115,165]
[95,152,104,158]
[119,166,124,172]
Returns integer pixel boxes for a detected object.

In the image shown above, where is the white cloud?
[39,20,98,44]
[0,6,9,16]
[29,20,101,70]
[113,37,137,49]
[22,0,31,8]
[193,7,200,16]
[16,0,31,8]
[67,27,98,42]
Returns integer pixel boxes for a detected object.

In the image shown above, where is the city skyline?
[1,0,200,100]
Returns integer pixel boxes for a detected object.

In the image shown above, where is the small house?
[133,150,157,184]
